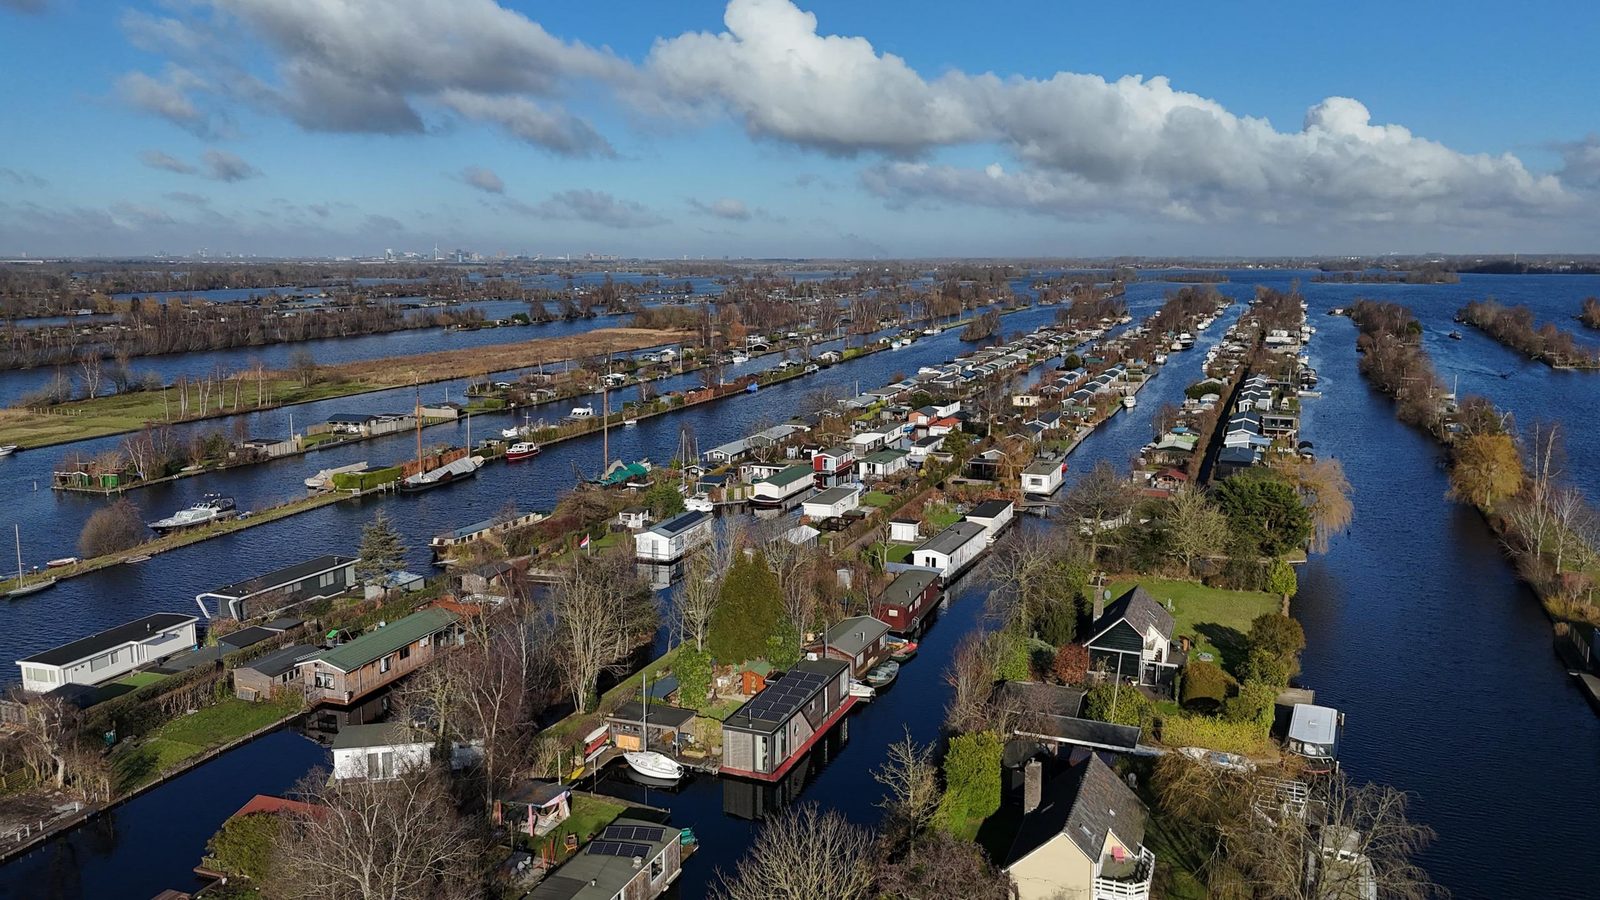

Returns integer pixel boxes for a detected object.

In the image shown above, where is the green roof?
[760,465,813,487]
[862,449,909,464]
[314,608,458,673]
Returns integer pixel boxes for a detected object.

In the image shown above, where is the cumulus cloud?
[688,197,752,221]
[531,190,668,229]
[458,165,505,195]
[202,148,260,182]
[438,91,613,157]
[140,149,197,175]
[116,66,212,134]
[641,0,1572,227]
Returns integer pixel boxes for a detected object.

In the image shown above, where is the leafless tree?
[711,803,876,900]
[873,830,1013,900]
[77,352,102,399]
[873,730,940,845]
[548,549,654,712]
[944,632,998,734]
[1162,485,1233,574]
[672,550,720,652]
[267,768,483,900]
[1062,460,1139,564]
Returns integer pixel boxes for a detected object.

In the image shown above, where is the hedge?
[1158,713,1273,757]
[332,466,402,491]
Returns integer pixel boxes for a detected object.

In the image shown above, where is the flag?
[579,534,590,551]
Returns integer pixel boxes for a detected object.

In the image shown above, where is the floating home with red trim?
[719,658,854,782]
[872,568,942,635]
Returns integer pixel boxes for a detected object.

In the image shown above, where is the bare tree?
[1162,485,1232,574]
[711,803,875,900]
[267,768,482,900]
[77,352,103,399]
[1063,460,1139,564]
[944,632,997,734]
[549,549,654,712]
[873,730,940,845]
[673,550,721,652]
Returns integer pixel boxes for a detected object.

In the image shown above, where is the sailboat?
[5,525,56,599]
[399,390,483,493]
[623,673,684,781]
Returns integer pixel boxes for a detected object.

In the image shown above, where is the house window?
[399,645,411,661]
[314,671,335,689]
[320,572,335,588]
[380,654,393,674]
[651,855,664,880]
[367,750,395,780]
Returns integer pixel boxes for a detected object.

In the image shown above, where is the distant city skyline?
[1,0,1597,258]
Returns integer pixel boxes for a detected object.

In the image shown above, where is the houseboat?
[804,615,892,678]
[749,465,814,508]
[633,510,713,562]
[872,569,942,635]
[430,511,546,561]
[194,554,357,620]
[1285,702,1343,773]
[910,521,989,583]
[720,658,853,782]
[299,607,460,706]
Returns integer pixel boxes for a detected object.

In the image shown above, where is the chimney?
[1092,588,1107,622]
[1024,759,1043,814]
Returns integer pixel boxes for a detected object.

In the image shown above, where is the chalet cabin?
[721,658,852,781]
[805,616,891,678]
[299,607,459,706]
[965,499,1015,545]
[330,722,480,781]
[17,613,198,695]
[196,555,357,620]
[527,818,684,900]
[494,780,572,837]
[859,448,910,480]
[911,521,989,582]
[872,569,941,634]
[750,465,815,508]
[1084,587,1182,688]
[811,445,856,487]
[634,510,713,562]
[887,516,921,544]
[233,643,319,702]
[1004,754,1155,900]
[801,485,861,521]
[1022,455,1067,496]
[617,507,652,531]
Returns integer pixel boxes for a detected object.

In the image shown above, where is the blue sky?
[1,0,1597,258]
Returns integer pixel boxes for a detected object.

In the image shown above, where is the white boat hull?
[624,751,683,781]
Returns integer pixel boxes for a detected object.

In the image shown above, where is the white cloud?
[1557,135,1600,190]
[116,66,211,134]
[438,91,613,158]
[642,0,1573,228]
[530,190,668,229]
[689,197,752,221]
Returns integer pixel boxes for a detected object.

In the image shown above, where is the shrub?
[1159,713,1273,756]
[1222,680,1278,731]
[937,731,1003,836]
[1239,646,1291,687]
[1180,660,1229,712]
[205,811,280,881]
[78,498,146,557]
[994,632,1032,683]
[1051,644,1090,686]
[1085,683,1155,731]
[674,649,712,711]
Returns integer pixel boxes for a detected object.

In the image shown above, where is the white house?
[1021,455,1067,497]
[634,510,713,562]
[18,613,198,694]
[802,485,861,521]
[860,449,910,480]
[750,465,815,508]
[911,522,989,581]
[331,722,481,781]
[965,499,1015,545]
[907,435,945,465]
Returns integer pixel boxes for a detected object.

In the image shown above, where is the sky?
[1,0,1598,259]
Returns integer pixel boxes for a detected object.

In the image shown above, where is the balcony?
[1093,845,1155,900]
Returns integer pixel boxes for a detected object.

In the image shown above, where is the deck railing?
[1093,845,1155,900]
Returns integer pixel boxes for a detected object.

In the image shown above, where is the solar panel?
[589,840,652,859]
[602,824,665,843]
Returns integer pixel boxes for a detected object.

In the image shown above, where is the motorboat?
[848,680,877,701]
[1152,353,1168,365]
[0,445,16,456]
[803,364,820,374]
[623,750,683,781]
[623,418,638,427]
[864,660,900,688]
[500,425,524,439]
[505,442,540,462]
[1448,330,1463,340]
[46,557,79,568]
[887,639,918,663]
[890,339,905,349]
[1122,395,1137,409]
[729,353,750,365]
[685,494,714,513]
[922,327,940,336]
[399,455,484,493]
[563,406,595,423]
[148,494,236,533]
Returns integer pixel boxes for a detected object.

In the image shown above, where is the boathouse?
[720,658,853,781]
[17,613,198,695]
[299,607,459,706]
[195,555,357,620]
[527,818,683,900]
[872,569,941,634]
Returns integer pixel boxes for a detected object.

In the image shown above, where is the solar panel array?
[589,840,653,859]
[602,824,666,843]
[742,668,829,724]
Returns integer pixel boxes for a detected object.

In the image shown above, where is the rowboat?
[864,660,900,688]
[887,640,918,663]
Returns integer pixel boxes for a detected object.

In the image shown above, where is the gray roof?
[648,510,709,537]
[21,613,197,667]
[805,485,859,507]
[968,499,1013,520]
[608,700,696,731]
[877,569,939,607]
[330,722,423,751]
[528,818,677,900]
[238,643,319,678]
[1024,456,1065,476]
[1006,754,1148,867]
[1090,586,1175,643]
[916,521,987,557]
[212,555,355,599]
[815,616,890,657]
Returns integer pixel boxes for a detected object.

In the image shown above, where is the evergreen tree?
[355,510,406,585]
[708,551,784,664]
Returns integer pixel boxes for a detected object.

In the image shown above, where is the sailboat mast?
[14,524,23,587]
[602,353,611,468]
[414,386,423,468]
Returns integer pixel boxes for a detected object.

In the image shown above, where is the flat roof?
[1289,703,1340,744]
[220,626,279,650]
[968,499,1014,519]
[759,465,813,487]
[21,613,197,667]
[805,486,859,506]
[212,555,356,599]
[608,701,697,731]
[528,818,676,900]
[330,722,422,751]
[239,643,320,678]
[877,568,939,606]
[723,658,846,735]
[916,521,987,557]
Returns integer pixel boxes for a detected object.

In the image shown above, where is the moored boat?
[46,556,79,568]
[623,750,683,781]
[504,442,541,462]
[0,445,17,456]
[1122,395,1137,409]
[148,494,236,533]
[399,455,484,493]
[848,680,877,701]
[864,660,900,688]
[887,639,918,663]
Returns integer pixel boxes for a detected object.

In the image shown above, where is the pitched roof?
[212,555,355,599]
[876,569,939,607]
[1088,586,1175,643]
[1006,754,1148,867]
[759,465,813,487]
[312,607,458,673]
[814,616,890,657]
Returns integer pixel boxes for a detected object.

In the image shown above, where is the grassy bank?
[111,697,302,794]
[1108,577,1280,673]
[0,326,689,450]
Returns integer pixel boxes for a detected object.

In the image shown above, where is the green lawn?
[1109,577,1279,676]
[111,698,301,793]
[528,793,627,860]
[926,503,961,530]
[861,490,894,508]
[88,671,167,705]
[884,543,913,563]
[699,695,748,722]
